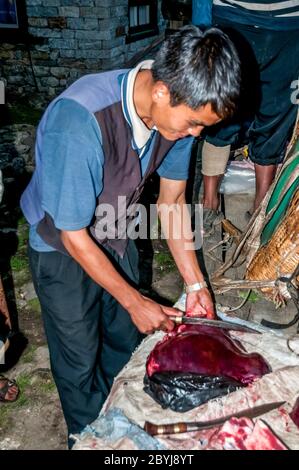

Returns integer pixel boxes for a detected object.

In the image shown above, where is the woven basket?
[246,188,299,305]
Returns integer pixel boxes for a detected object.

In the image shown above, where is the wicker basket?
[246,188,299,305]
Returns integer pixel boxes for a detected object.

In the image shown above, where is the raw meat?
[208,417,287,450]
[290,397,299,427]
[146,324,271,385]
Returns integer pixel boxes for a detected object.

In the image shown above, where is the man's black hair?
[152,25,241,119]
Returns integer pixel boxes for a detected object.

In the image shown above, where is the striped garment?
[213,0,299,29]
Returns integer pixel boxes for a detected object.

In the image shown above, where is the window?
[127,0,158,43]
[0,0,28,40]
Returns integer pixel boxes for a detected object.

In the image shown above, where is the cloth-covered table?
[72,319,299,450]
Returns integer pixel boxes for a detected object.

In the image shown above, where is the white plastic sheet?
[219,160,256,195]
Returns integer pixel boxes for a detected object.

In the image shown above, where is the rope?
[219,289,252,313]
[261,262,299,330]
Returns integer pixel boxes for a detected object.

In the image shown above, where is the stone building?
[0,0,165,97]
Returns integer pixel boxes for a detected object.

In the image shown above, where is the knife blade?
[169,315,262,334]
[144,401,286,436]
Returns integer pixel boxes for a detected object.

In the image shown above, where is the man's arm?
[157,177,215,318]
[61,229,181,334]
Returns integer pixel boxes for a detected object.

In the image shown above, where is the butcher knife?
[144,400,286,436]
[169,315,262,334]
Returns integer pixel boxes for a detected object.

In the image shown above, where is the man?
[197,0,299,234]
[20,26,240,444]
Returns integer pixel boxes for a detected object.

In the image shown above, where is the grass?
[0,373,31,425]
[27,298,41,315]
[38,379,56,394]
[17,226,29,251]
[18,216,28,226]
[11,255,29,272]
[0,368,57,429]
[13,269,32,288]
[16,373,31,396]
[154,251,176,272]
[21,345,38,364]
[10,217,30,277]
[239,290,260,303]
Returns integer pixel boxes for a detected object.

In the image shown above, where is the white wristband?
[185,281,207,294]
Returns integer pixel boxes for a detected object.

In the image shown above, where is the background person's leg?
[201,141,231,210]
[247,28,299,209]
[254,163,277,210]
[201,141,232,234]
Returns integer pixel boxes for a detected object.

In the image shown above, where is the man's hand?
[127,295,182,335]
[186,288,215,319]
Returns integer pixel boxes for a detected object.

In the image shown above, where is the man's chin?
[158,131,180,142]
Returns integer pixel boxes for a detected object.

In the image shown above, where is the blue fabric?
[192,0,212,26]
[76,408,165,450]
[157,136,194,180]
[29,99,104,252]
[213,0,299,31]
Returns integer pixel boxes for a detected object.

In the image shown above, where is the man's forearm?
[60,228,180,334]
[61,229,141,311]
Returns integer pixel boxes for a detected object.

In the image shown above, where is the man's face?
[151,82,222,141]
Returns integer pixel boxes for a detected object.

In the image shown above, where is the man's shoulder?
[39,69,129,133]
[58,69,129,113]
[44,98,94,134]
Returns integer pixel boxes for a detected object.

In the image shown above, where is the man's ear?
[152,82,170,104]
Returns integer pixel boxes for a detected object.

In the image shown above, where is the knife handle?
[169,315,183,324]
[144,421,188,436]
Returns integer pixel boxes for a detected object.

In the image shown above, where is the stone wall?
[0,0,165,97]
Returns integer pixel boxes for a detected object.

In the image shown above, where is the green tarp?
[261,141,299,246]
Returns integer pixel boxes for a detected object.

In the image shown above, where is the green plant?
[27,298,41,315]
[155,251,176,272]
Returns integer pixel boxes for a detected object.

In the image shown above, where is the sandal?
[203,208,224,237]
[0,374,19,403]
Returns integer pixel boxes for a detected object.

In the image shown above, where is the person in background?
[0,169,19,403]
[192,0,299,234]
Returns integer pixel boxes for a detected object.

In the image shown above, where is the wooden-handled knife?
[144,401,286,436]
[169,315,262,334]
